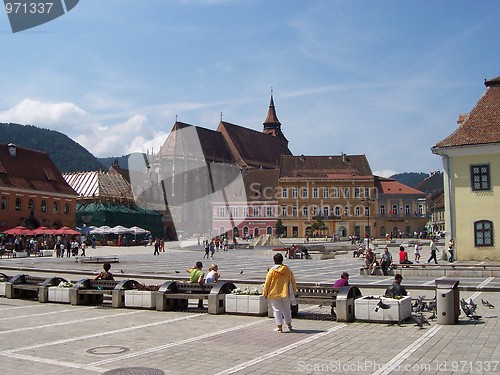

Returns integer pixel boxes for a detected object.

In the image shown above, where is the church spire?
[262,90,288,145]
[263,91,281,133]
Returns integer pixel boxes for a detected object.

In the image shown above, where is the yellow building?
[278,154,375,239]
[432,76,500,260]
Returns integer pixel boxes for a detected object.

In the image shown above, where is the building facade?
[277,154,375,239]
[0,143,77,229]
[374,176,427,238]
[211,169,279,239]
[432,76,500,260]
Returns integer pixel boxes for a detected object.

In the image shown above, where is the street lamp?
[363,197,375,250]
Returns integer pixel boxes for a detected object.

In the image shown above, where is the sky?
[0,0,499,177]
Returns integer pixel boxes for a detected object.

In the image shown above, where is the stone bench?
[70,278,123,306]
[4,274,67,301]
[156,280,236,314]
[75,256,120,264]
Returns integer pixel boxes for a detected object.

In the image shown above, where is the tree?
[275,219,286,237]
[311,215,327,234]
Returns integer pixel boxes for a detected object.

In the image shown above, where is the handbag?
[289,281,297,306]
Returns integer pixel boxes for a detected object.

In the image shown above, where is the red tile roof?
[374,176,425,195]
[0,144,77,196]
[434,76,500,149]
[279,155,373,180]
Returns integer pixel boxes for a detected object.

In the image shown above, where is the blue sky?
[0,0,499,176]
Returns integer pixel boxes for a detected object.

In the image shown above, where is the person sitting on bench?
[399,245,413,265]
[95,262,114,280]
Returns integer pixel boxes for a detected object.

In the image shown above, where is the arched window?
[64,203,70,214]
[254,227,260,237]
[266,226,273,235]
[53,201,60,214]
[219,227,226,236]
[474,220,494,247]
[380,226,386,236]
[354,206,361,216]
[41,200,47,213]
[0,196,7,210]
[28,199,35,210]
[15,197,22,211]
[334,205,342,217]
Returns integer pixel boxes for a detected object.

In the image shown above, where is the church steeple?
[263,92,287,146]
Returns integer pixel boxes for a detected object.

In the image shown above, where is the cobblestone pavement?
[0,242,499,374]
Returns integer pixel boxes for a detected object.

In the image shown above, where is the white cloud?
[0,99,86,128]
[373,170,397,178]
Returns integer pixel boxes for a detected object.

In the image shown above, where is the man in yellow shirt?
[262,253,297,333]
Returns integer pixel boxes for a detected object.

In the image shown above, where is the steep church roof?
[217,121,292,169]
[156,96,292,170]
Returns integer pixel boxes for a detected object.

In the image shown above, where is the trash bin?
[435,279,460,325]
[336,286,362,322]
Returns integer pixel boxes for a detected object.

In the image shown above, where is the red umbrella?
[54,227,81,235]
[3,226,35,236]
[33,226,55,235]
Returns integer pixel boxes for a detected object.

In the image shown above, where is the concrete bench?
[156,280,236,314]
[5,274,67,301]
[76,256,120,264]
[70,278,120,306]
[359,266,397,276]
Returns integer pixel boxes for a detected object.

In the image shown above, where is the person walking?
[262,253,297,333]
[428,238,439,264]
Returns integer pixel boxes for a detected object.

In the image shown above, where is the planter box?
[355,295,411,322]
[0,282,6,297]
[13,251,28,258]
[225,294,267,316]
[125,290,156,309]
[48,287,71,303]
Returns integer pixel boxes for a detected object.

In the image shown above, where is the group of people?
[202,236,234,259]
[363,238,455,275]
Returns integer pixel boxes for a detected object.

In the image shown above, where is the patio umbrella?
[54,227,81,236]
[110,225,131,234]
[33,226,55,235]
[129,226,150,235]
[3,226,35,236]
[90,226,111,235]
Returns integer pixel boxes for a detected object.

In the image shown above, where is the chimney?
[7,143,17,157]
[457,114,469,127]
[342,153,347,162]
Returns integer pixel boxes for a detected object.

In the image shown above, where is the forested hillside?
[390,172,429,188]
[0,123,101,172]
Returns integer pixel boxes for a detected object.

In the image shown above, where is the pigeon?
[374,298,391,312]
[460,298,481,320]
[427,298,437,312]
[240,270,244,274]
[410,315,424,328]
[469,298,477,310]
[481,299,495,308]
[175,270,180,274]
[120,269,124,273]
[428,312,437,320]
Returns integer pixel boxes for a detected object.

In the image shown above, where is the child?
[204,264,220,284]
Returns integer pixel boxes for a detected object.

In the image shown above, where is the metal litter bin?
[336,286,362,322]
[435,279,460,325]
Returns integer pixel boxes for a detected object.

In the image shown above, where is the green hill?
[0,123,101,172]
[390,172,429,188]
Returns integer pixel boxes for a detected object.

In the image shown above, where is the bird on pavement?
[120,269,124,273]
[240,270,244,274]
[374,298,391,312]
[481,299,495,308]
[175,270,180,274]
[410,314,424,328]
